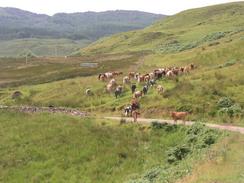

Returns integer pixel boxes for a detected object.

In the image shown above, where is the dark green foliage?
[151,121,178,132]
[129,123,221,183]
[216,97,243,118]
[202,32,227,42]
[167,123,219,164]
[167,144,190,163]
[217,97,234,108]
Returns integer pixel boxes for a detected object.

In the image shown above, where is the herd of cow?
[86,63,196,122]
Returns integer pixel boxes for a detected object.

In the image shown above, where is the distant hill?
[0,8,165,57]
[0,8,165,41]
[81,2,244,55]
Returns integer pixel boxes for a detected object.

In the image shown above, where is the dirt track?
[1,105,244,134]
[104,117,244,134]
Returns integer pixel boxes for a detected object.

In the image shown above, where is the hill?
[0,2,244,183]
[0,8,164,41]
[0,2,243,126]
[81,2,244,55]
[0,8,165,56]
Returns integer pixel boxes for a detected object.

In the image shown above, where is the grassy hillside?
[81,2,244,55]
[0,52,141,87]
[0,8,164,41]
[0,38,91,57]
[178,133,244,183]
[0,110,222,183]
[0,8,165,56]
[0,3,243,126]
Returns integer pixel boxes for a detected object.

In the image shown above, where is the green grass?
[0,111,224,183]
[81,2,244,55]
[0,2,243,126]
[178,133,244,183]
[0,110,191,183]
[0,52,141,87]
[0,38,91,57]
[0,36,243,125]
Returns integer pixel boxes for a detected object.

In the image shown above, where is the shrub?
[167,144,190,163]
[217,97,234,108]
[218,104,242,118]
[151,122,178,132]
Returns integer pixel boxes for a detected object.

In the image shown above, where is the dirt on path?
[104,117,244,134]
[1,105,244,134]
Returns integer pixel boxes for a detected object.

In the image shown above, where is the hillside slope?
[0,8,165,57]
[81,2,244,55]
[0,2,243,126]
[0,8,164,41]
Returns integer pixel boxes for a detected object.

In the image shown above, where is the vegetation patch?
[127,123,222,183]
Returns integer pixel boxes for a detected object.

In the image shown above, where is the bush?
[217,97,234,108]
[218,104,242,118]
[151,122,178,132]
[167,144,190,163]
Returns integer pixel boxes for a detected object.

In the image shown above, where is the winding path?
[104,117,244,134]
[1,105,244,134]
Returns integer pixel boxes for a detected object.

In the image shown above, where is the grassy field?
[178,133,244,183]
[0,35,243,125]
[0,38,91,57]
[0,52,141,87]
[0,110,222,183]
[0,2,243,126]
[0,3,244,183]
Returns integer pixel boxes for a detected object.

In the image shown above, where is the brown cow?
[123,76,130,84]
[134,91,143,98]
[112,71,123,76]
[128,72,135,79]
[137,75,145,83]
[171,112,189,124]
[157,85,164,94]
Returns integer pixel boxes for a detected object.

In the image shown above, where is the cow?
[131,84,137,94]
[156,85,164,94]
[115,85,123,98]
[109,78,116,85]
[149,79,156,87]
[183,66,190,74]
[105,72,113,79]
[171,112,189,124]
[134,91,143,98]
[190,63,196,70]
[135,73,140,80]
[123,76,130,85]
[149,72,155,80]
[124,105,132,117]
[128,72,135,79]
[98,73,107,81]
[112,71,123,77]
[144,75,150,82]
[132,110,140,122]
[166,70,174,78]
[138,75,145,83]
[142,85,148,95]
